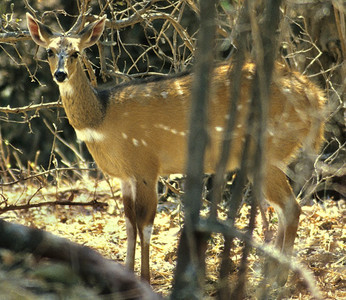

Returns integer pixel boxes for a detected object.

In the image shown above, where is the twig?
[23,0,37,16]
[160,177,184,195]
[0,4,196,58]
[0,167,94,187]
[42,118,85,164]
[0,31,31,43]
[0,199,107,214]
[198,219,323,300]
[0,102,62,114]
[333,3,346,59]
[145,13,195,53]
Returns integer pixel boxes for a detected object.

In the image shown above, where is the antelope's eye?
[70,51,79,59]
[47,49,54,57]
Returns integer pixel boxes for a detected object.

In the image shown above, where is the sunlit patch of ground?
[1,177,345,299]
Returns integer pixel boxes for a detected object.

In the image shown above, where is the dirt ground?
[1,177,345,299]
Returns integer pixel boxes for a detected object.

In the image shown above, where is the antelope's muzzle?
[54,52,68,83]
[54,70,67,82]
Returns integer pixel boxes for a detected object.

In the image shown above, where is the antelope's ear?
[26,13,53,47]
[78,15,106,49]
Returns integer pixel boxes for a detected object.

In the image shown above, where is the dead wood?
[0,219,160,299]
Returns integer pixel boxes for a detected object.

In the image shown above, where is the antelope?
[26,13,325,284]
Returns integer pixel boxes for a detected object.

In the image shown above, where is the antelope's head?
[26,13,106,84]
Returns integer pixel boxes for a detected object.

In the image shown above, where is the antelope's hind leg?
[264,165,301,285]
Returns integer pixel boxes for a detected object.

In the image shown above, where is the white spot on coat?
[154,123,170,131]
[122,132,128,139]
[175,82,184,95]
[154,123,186,137]
[215,126,224,132]
[132,138,139,147]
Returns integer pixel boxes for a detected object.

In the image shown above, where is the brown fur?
[27,13,325,284]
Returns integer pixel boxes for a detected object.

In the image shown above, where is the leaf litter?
[0,176,344,299]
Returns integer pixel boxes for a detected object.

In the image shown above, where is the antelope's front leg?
[134,177,158,282]
[121,179,137,271]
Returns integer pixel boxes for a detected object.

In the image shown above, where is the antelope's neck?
[58,62,105,130]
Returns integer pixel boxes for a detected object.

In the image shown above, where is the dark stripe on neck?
[93,87,110,115]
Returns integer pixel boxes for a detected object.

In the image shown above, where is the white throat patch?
[75,128,105,143]
[58,81,74,98]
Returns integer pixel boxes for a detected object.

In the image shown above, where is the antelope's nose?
[54,71,67,82]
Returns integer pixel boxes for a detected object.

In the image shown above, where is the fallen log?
[0,219,160,299]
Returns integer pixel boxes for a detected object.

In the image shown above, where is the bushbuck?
[27,13,325,284]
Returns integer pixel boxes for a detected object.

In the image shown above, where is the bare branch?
[0,199,107,214]
[0,31,31,43]
[0,167,91,187]
[0,102,62,114]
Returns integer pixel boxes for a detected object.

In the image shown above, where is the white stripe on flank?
[75,128,105,142]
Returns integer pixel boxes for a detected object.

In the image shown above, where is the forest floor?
[1,176,345,299]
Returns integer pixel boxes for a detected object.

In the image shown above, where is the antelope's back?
[89,61,325,178]
[205,61,325,172]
